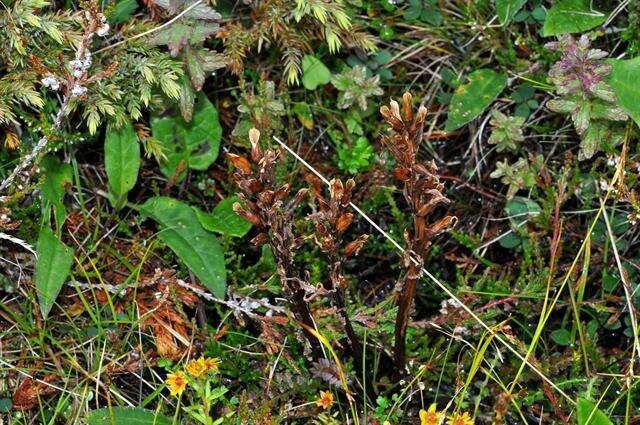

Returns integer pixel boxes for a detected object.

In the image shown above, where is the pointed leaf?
[35,227,74,319]
[140,197,226,297]
[85,407,173,425]
[105,121,140,209]
[40,155,71,226]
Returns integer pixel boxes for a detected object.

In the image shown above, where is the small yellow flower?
[420,403,442,425]
[315,390,334,409]
[447,412,474,425]
[165,372,187,396]
[203,357,221,373]
[185,357,207,378]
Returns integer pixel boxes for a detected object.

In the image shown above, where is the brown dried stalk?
[228,128,321,356]
[380,92,456,375]
[307,175,369,370]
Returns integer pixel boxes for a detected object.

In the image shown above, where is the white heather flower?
[41,75,60,91]
[83,52,92,69]
[71,84,87,97]
[96,23,109,37]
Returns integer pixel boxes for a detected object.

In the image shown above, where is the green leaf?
[151,93,222,182]
[496,0,527,25]
[607,57,640,127]
[577,398,613,425]
[550,328,571,346]
[105,121,140,209]
[301,55,331,90]
[35,227,74,319]
[542,0,606,37]
[195,196,252,238]
[85,407,173,425]
[140,197,226,297]
[109,0,138,24]
[40,155,71,226]
[445,69,507,131]
[505,196,541,226]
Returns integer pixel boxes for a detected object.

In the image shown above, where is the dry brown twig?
[379,92,457,375]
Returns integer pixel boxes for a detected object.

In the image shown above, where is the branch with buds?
[228,128,322,356]
[380,92,457,376]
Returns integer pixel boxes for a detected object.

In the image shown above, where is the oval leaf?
[85,407,172,425]
[542,0,606,37]
[607,57,640,127]
[140,197,226,297]
[445,69,507,131]
[35,227,74,319]
[195,196,252,238]
[151,93,222,182]
[302,55,331,90]
[105,121,140,209]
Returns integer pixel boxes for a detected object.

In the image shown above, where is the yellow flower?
[185,357,208,378]
[165,372,187,396]
[447,412,474,425]
[420,403,442,425]
[203,357,221,373]
[315,390,334,409]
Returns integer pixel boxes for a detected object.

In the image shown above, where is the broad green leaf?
[151,93,222,182]
[195,196,252,238]
[40,155,71,227]
[577,398,613,425]
[550,328,571,346]
[35,227,74,319]
[445,69,507,131]
[496,0,527,25]
[607,57,640,127]
[505,196,541,226]
[140,197,226,297]
[105,121,140,209]
[302,55,331,90]
[542,0,606,37]
[85,407,172,425]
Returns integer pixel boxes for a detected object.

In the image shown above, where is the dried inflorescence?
[307,175,369,367]
[228,128,321,355]
[380,92,456,374]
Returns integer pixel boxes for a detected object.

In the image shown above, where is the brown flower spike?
[228,128,321,355]
[307,175,369,371]
[380,93,456,375]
